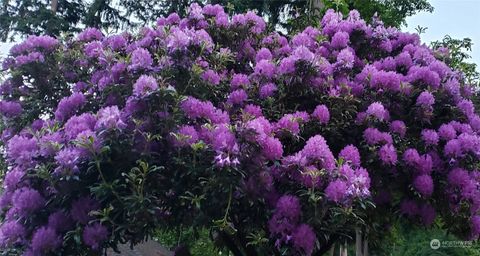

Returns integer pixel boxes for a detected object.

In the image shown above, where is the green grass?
[155,223,479,256]
[154,227,228,255]
[372,223,480,256]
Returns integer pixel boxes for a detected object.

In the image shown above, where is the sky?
[0,0,479,67]
[403,0,480,66]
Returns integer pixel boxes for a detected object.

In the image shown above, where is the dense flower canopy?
[0,3,479,255]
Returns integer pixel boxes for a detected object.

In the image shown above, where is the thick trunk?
[355,228,363,256]
[311,0,324,16]
[340,242,348,256]
[219,232,243,256]
[314,234,338,256]
[51,0,58,14]
[363,237,368,256]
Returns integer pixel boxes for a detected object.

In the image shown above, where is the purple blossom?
[345,167,371,198]
[416,91,435,107]
[339,145,361,167]
[209,125,238,152]
[15,51,46,66]
[292,46,314,61]
[77,28,103,42]
[255,48,272,62]
[366,102,389,121]
[129,48,153,70]
[275,195,301,220]
[407,66,441,88]
[181,97,229,124]
[370,70,401,91]
[444,139,462,157]
[438,124,457,140]
[262,136,283,160]
[84,41,103,58]
[70,197,100,224]
[259,83,277,99]
[54,147,80,175]
[325,180,347,202]
[201,69,221,85]
[75,130,102,156]
[173,125,199,147]
[363,128,392,145]
[133,75,158,97]
[0,221,25,247]
[64,113,96,139]
[448,168,470,187]
[95,106,126,130]
[390,120,406,137]
[48,211,72,232]
[12,188,45,216]
[416,154,433,175]
[105,35,127,51]
[227,89,248,106]
[457,99,475,117]
[7,135,38,166]
[10,35,58,54]
[276,114,301,135]
[231,74,250,89]
[312,105,330,124]
[166,28,190,51]
[0,101,22,118]
[278,56,297,74]
[246,117,272,140]
[421,129,438,146]
[54,93,86,121]
[336,48,354,69]
[403,148,420,166]
[395,52,412,68]
[292,224,316,255]
[38,132,63,157]
[254,60,276,79]
[378,144,397,165]
[300,135,336,171]
[202,4,224,16]
[243,104,263,117]
[30,226,61,254]
[331,31,349,49]
[83,223,109,250]
[3,168,24,192]
[429,60,450,79]
[413,175,433,197]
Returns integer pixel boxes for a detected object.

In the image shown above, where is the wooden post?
[355,228,363,256]
[339,241,348,256]
[363,236,368,256]
[329,244,335,256]
[51,0,58,14]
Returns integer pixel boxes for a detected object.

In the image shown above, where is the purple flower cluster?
[133,75,159,97]
[2,3,480,254]
[54,92,86,121]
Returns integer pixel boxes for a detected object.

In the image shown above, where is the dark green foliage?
[0,0,434,41]
[323,0,433,28]
[0,0,85,41]
[431,35,480,87]
[155,228,221,255]
[373,220,480,256]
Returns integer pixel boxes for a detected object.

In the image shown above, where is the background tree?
[0,0,433,41]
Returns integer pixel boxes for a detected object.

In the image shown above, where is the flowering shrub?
[0,3,479,255]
